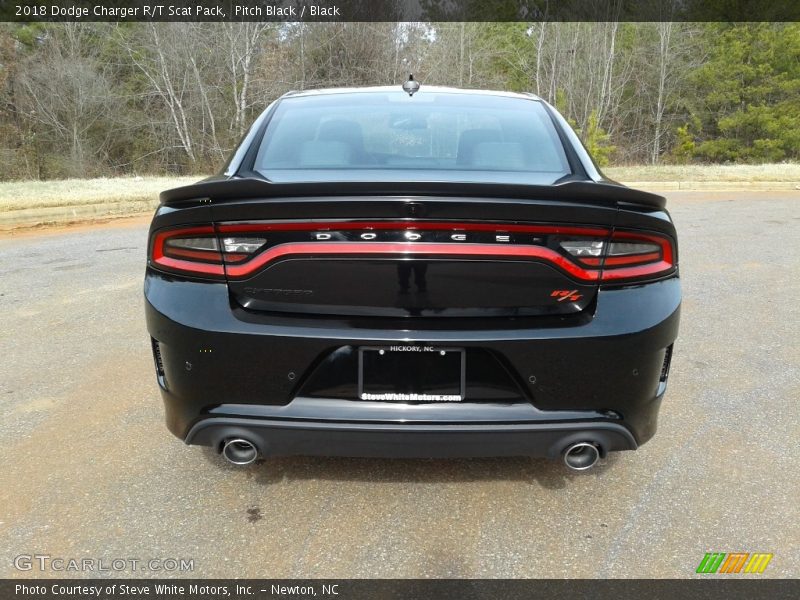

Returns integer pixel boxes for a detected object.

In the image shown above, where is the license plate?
[358,346,465,402]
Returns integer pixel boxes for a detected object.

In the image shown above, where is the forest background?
[0,21,798,181]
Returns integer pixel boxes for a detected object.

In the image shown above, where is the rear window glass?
[253,92,570,179]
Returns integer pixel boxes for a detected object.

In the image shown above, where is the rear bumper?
[145,270,680,456]
[186,413,637,459]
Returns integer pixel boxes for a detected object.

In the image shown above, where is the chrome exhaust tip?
[221,438,259,466]
[563,442,600,471]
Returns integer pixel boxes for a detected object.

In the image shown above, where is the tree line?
[0,21,798,180]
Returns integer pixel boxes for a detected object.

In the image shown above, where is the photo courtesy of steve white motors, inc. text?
[14,583,340,597]
[14,3,342,19]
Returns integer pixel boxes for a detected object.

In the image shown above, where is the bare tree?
[119,23,197,162]
[18,24,112,176]
[650,22,672,164]
[223,22,271,136]
[0,20,761,178]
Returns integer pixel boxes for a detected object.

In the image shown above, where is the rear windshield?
[253,92,570,183]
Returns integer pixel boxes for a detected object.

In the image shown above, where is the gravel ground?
[0,191,798,579]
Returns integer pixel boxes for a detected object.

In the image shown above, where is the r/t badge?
[551,289,583,302]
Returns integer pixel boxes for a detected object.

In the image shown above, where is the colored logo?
[551,289,583,302]
[696,552,773,574]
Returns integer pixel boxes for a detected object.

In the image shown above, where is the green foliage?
[556,98,616,167]
[8,22,47,48]
[554,89,569,116]
[671,123,697,164]
[681,23,800,163]
[475,23,530,92]
[580,111,615,167]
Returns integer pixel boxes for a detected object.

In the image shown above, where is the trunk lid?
[194,185,627,318]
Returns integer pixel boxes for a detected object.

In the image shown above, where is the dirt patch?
[0,214,151,239]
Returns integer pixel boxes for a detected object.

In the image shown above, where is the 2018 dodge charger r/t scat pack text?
[145,84,680,470]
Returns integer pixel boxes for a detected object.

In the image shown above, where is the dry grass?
[605,163,800,183]
[0,176,199,212]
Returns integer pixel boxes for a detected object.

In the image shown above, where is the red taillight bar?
[149,221,676,283]
[223,242,602,280]
[612,230,674,265]
[600,230,674,281]
[150,225,225,277]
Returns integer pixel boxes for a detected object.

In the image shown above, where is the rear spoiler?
[160,177,667,210]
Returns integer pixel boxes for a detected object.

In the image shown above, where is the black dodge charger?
[145,84,680,470]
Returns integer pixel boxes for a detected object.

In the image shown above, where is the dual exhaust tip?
[562,441,601,471]
[221,438,259,466]
[220,437,601,471]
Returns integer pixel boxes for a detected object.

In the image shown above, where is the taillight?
[150,226,266,276]
[149,220,675,283]
[560,230,675,282]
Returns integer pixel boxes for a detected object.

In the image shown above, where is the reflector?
[560,240,604,256]
[167,237,219,251]
[607,242,659,256]
[223,237,266,253]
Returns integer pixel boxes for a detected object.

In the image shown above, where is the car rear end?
[145,87,680,469]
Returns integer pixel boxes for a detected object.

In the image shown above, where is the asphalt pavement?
[0,191,798,578]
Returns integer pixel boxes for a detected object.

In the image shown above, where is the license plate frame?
[357,345,466,402]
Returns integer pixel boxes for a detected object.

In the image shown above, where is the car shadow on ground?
[200,446,620,489]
